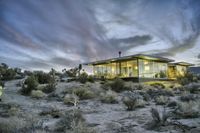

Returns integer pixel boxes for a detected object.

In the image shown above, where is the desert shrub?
[177,71,197,85]
[87,75,95,83]
[66,67,79,77]
[0,80,4,87]
[167,101,177,108]
[55,109,84,132]
[0,103,20,117]
[179,94,197,102]
[42,82,57,94]
[101,81,112,90]
[39,108,62,118]
[34,71,54,84]
[100,90,118,104]
[146,108,170,130]
[185,83,200,94]
[31,90,46,99]
[1,68,16,81]
[175,101,200,118]
[110,78,129,92]
[147,89,174,98]
[73,87,94,100]
[21,76,38,95]
[78,72,88,84]
[123,97,146,111]
[150,82,165,89]
[0,117,23,133]
[64,94,79,106]
[70,120,96,133]
[133,84,144,90]
[154,96,169,105]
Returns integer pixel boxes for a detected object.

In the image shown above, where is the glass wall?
[138,59,168,78]
[176,65,187,76]
[93,60,138,78]
[93,63,117,78]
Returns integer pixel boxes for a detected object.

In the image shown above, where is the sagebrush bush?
[39,108,62,118]
[175,101,200,118]
[110,78,128,92]
[64,94,79,106]
[146,108,170,129]
[167,101,177,108]
[154,96,169,105]
[0,80,4,87]
[179,94,197,102]
[123,97,146,111]
[55,109,84,132]
[177,71,197,85]
[21,76,38,95]
[101,81,112,90]
[100,90,118,104]
[34,71,54,84]
[185,83,200,94]
[42,83,56,94]
[87,75,95,83]
[73,87,94,100]
[147,89,174,98]
[78,72,88,84]
[31,90,46,99]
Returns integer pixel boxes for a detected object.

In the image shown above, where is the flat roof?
[169,62,194,66]
[83,54,175,65]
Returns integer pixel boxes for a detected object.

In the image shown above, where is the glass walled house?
[83,54,193,82]
[168,62,193,79]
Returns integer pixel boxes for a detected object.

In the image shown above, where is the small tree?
[21,75,38,95]
[66,67,79,77]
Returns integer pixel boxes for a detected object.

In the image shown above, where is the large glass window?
[139,59,167,78]
[176,65,187,76]
[93,60,138,78]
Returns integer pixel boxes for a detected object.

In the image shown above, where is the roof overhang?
[169,62,194,66]
[83,54,174,65]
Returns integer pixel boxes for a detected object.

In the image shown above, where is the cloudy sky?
[0,0,200,71]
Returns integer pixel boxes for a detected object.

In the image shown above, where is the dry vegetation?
[1,66,200,133]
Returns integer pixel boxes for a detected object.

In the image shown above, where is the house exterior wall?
[138,59,168,79]
[92,58,169,80]
[168,65,187,79]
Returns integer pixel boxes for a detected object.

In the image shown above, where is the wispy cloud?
[0,0,200,70]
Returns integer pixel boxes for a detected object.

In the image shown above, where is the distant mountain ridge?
[189,67,200,74]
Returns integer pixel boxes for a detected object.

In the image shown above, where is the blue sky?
[0,0,200,71]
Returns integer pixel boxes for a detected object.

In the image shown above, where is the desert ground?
[0,77,200,133]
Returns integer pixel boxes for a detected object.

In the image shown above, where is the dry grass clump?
[100,90,118,104]
[175,101,200,118]
[154,96,169,105]
[31,90,46,99]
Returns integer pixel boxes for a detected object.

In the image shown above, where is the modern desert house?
[83,54,193,82]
